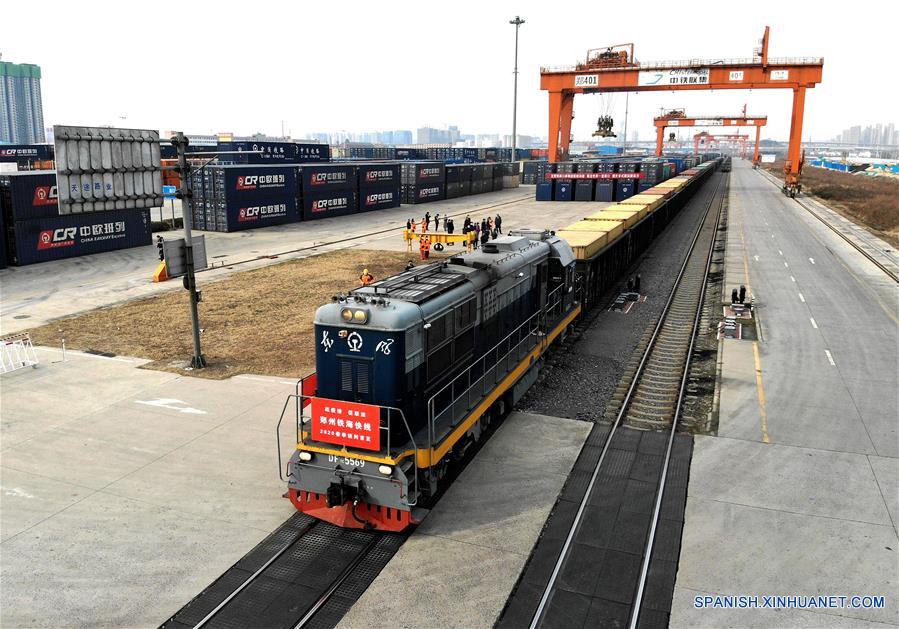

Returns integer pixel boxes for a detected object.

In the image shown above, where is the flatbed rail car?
[277,159,720,532]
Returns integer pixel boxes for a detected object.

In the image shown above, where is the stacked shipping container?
[0,172,152,265]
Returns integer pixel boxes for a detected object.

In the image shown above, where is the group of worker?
[462,214,503,250]
[406,212,456,235]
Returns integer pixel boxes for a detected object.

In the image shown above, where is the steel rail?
[628,174,727,629]
[191,520,318,629]
[758,169,898,283]
[529,171,725,628]
[292,534,383,629]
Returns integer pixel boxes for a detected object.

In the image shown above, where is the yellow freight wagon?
[556,229,610,260]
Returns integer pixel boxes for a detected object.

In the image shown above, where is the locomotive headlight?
[298,451,313,462]
[378,465,393,476]
[341,308,353,322]
[352,309,368,323]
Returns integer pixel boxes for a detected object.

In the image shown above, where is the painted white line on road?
[824,350,836,366]
[753,255,759,262]
[790,275,796,282]
[809,257,816,264]
[235,375,297,386]
[798,293,806,302]
[784,262,789,268]
[136,398,207,415]
[778,250,783,256]
[810,317,818,329]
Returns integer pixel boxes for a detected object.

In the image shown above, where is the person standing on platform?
[495,214,502,234]
[424,211,431,232]
[434,213,441,231]
[406,218,411,230]
[447,218,454,234]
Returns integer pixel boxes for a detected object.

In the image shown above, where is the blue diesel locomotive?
[283,231,580,531]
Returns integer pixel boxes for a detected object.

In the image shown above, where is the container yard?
[1,7,896,629]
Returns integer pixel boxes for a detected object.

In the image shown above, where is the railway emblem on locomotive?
[347,332,363,352]
[320,330,334,352]
[375,339,393,355]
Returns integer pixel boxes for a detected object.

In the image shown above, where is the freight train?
[280,159,720,531]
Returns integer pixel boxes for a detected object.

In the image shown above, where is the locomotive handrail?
[426,290,568,440]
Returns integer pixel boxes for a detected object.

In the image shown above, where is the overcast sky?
[3,1,895,143]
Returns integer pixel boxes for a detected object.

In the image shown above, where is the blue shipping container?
[218,142,329,164]
[8,209,151,266]
[0,144,54,162]
[536,183,552,201]
[300,164,356,193]
[357,163,400,187]
[210,196,300,232]
[554,182,573,201]
[594,181,614,201]
[616,180,635,200]
[303,191,359,221]
[574,181,593,201]
[212,165,298,200]
[1,171,60,221]
[359,186,401,212]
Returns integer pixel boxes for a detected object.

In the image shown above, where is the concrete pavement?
[671,161,898,627]
[0,348,299,627]
[338,412,591,629]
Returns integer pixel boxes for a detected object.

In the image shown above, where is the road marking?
[824,350,835,366]
[778,250,783,256]
[809,257,815,264]
[784,262,789,268]
[136,398,207,415]
[790,275,796,282]
[752,342,771,444]
[810,317,818,329]
[753,255,759,262]
[798,293,806,302]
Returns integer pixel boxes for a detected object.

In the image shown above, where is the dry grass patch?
[29,249,442,379]
[763,162,899,248]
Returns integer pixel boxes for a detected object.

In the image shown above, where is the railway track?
[528,171,727,628]
[163,515,405,629]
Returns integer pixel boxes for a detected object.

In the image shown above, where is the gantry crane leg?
[783,86,807,197]
[548,91,562,162]
[753,125,761,168]
[655,126,665,157]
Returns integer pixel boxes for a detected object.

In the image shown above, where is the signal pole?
[509,16,525,160]
[172,132,207,369]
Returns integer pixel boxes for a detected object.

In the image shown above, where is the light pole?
[510,16,525,161]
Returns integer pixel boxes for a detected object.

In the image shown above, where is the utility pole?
[622,92,630,153]
[509,16,525,160]
[171,132,207,369]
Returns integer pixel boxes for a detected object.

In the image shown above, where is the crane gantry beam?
[654,108,768,164]
[540,27,823,195]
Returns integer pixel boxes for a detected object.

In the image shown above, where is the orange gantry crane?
[654,106,767,166]
[693,132,750,157]
[540,27,823,196]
